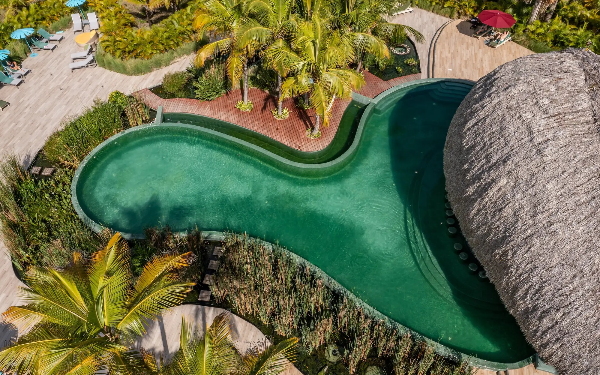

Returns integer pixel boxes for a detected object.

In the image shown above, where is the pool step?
[427,82,472,104]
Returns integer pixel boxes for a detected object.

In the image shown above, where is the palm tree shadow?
[0,322,18,350]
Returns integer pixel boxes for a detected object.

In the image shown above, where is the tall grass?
[47,15,72,33]
[0,157,104,271]
[43,101,124,168]
[95,42,197,76]
[213,234,473,375]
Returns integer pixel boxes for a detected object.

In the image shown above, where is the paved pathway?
[136,304,301,374]
[432,19,533,81]
[0,30,192,167]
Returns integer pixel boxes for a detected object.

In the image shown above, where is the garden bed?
[365,38,421,81]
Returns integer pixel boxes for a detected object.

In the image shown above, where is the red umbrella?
[477,10,516,28]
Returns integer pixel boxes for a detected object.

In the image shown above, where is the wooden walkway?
[0,30,192,167]
[431,19,533,81]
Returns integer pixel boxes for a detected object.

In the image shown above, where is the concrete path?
[136,304,301,374]
[0,30,192,167]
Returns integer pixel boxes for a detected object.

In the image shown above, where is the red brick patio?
[134,72,420,152]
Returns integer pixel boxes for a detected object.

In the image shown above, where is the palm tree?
[164,312,298,375]
[333,0,424,72]
[0,233,195,375]
[238,0,302,118]
[281,16,365,137]
[194,0,258,110]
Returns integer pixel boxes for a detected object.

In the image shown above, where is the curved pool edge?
[71,78,534,371]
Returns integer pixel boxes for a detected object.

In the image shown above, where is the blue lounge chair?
[37,28,64,42]
[31,39,57,51]
[489,32,512,48]
[0,71,23,87]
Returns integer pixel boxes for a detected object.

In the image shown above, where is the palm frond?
[195,38,233,66]
[243,337,298,375]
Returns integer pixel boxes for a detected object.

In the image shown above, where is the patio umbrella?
[477,10,516,28]
[66,0,86,19]
[11,28,35,53]
[0,50,9,60]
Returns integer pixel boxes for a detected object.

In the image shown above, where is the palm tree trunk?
[528,0,544,24]
[243,61,249,104]
[277,74,283,117]
[312,115,320,136]
[356,51,363,72]
[544,0,558,21]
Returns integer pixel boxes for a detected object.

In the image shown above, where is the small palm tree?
[164,312,298,375]
[239,0,302,118]
[0,233,195,375]
[282,16,365,137]
[194,0,257,110]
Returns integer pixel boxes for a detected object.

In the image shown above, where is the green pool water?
[74,81,534,364]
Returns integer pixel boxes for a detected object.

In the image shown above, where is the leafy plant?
[162,71,192,97]
[193,64,228,101]
[108,90,130,109]
[0,233,195,374]
[162,312,299,375]
[124,95,150,126]
[272,107,290,119]
[235,100,254,111]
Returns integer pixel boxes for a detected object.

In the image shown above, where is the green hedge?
[96,41,198,76]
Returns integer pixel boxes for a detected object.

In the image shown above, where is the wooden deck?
[0,29,192,167]
[431,19,533,81]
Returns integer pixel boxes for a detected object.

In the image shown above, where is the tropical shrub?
[163,71,192,97]
[91,0,198,60]
[212,234,473,375]
[194,64,228,101]
[96,41,198,75]
[43,100,124,168]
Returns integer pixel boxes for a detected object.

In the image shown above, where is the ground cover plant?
[212,233,474,375]
[414,0,600,53]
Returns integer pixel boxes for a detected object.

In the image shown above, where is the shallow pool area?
[73,80,534,365]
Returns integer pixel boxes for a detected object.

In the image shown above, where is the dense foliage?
[90,0,199,59]
[213,234,473,375]
[416,0,600,53]
[194,63,229,100]
[0,233,194,375]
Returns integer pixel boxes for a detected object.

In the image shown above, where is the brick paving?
[135,72,421,152]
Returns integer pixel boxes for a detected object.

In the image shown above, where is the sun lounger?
[0,72,22,88]
[489,33,512,48]
[473,26,493,39]
[1,61,30,77]
[69,55,96,71]
[392,6,413,15]
[0,100,9,111]
[87,13,99,30]
[31,39,57,51]
[37,28,63,43]
[71,44,93,60]
[72,14,83,33]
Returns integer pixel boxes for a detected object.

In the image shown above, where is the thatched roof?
[443,49,600,375]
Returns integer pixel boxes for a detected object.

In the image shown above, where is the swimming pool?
[72,80,534,366]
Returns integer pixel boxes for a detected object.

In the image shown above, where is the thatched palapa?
[443,49,600,375]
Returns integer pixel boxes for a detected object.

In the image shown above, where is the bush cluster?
[193,64,229,101]
[89,0,198,60]
[163,71,192,97]
[213,233,472,375]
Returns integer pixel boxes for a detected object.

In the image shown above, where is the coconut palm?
[163,312,298,375]
[194,0,258,110]
[238,0,302,118]
[333,0,424,71]
[281,16,365,137]
[0,233,195,375]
